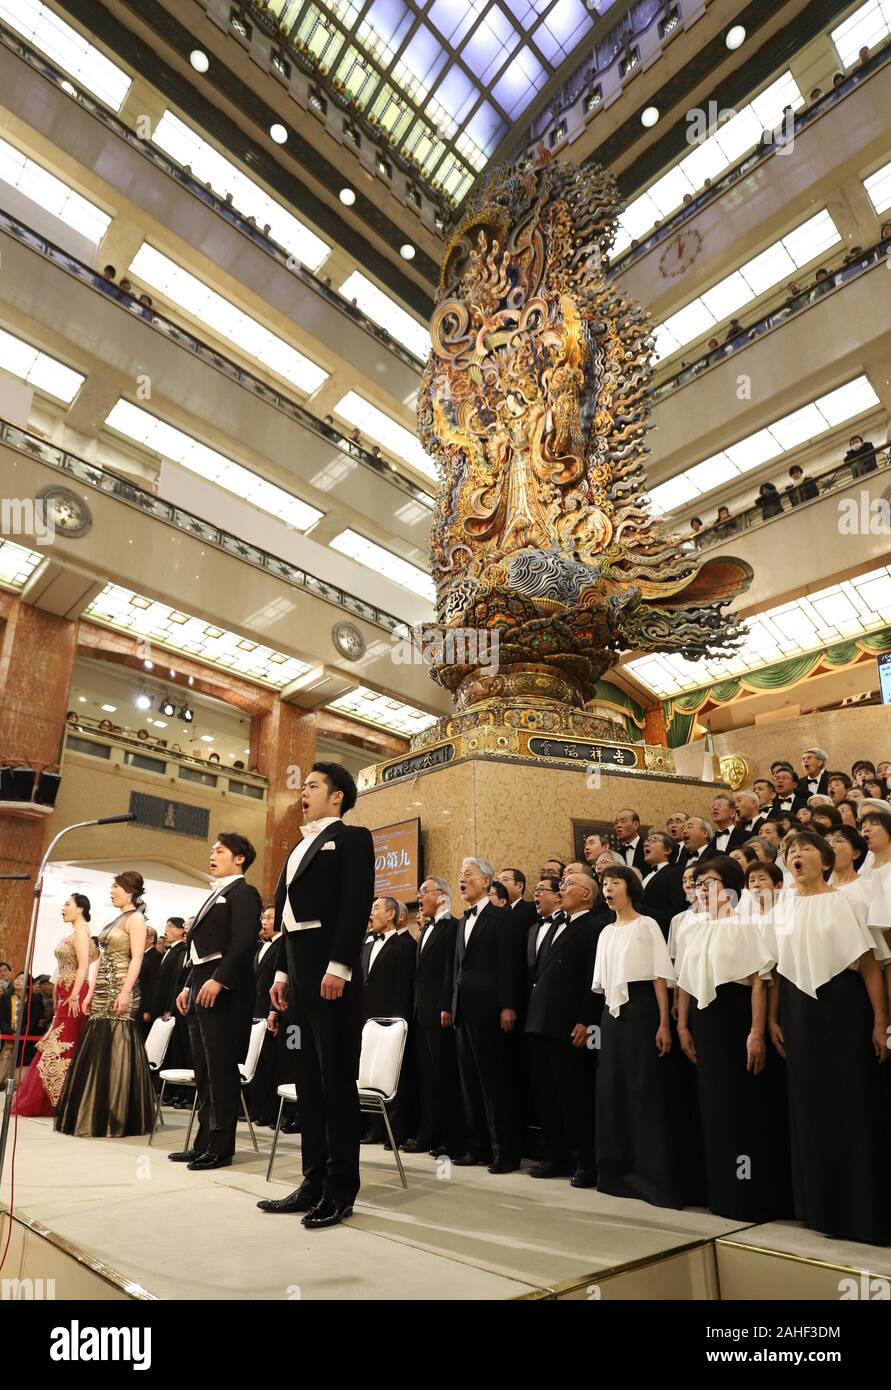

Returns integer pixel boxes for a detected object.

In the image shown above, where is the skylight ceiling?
[625,566,891,698]
[263,0,618,205]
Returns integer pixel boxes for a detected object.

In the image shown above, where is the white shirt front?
[463,901,483,945]
[257,931,281,964]
[642,861,666,887]
[419,907,449,952]
[534,915,554,955]
[189,873,243,965]
[368,928,397,971]
[621,836,640,865]
[714,828,733,851]
[274,818,350,986]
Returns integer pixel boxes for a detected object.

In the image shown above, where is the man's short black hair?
[311,761,358,815]
[502,867,526,890]
[216,831,256,872]
[166,917,185,931]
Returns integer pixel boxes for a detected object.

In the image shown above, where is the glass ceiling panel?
[261,0,596,204]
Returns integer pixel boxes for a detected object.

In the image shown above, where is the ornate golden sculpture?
[416,146,752,720]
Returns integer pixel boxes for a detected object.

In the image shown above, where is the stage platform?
[2,1114,889,1300]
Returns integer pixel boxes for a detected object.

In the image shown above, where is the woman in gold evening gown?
[55,871,155,1137]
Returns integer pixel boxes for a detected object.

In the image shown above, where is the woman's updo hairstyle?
[114,870,146,912]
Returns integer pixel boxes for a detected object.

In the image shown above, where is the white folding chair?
[358,1017,409,1188]
[143,1018,175,1128]
[265,1082,298,1181]
[150,1017,268,1152]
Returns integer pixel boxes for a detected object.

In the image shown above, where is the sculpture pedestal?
[353,750,724,888]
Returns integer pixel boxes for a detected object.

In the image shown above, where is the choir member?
[360,896,416,1145]
[640,831,687,936]
[404,877,465,1159]
[765,831,891,1245]
[525,872,598,1187]
[446,857,525,1173]
[676,857,790,1221]
[498,869,538,929]
[858,809,891,1013]
[592,866,694,1208]
[667,865,701,963]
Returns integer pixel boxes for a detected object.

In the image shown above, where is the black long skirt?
[596,981,693,1209]
[782,971,891,1246]
[690,983,792,1222]
[54,1018,155,1138]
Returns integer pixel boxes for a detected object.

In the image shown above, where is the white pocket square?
[215,896,227,904]
[321,842,336,851]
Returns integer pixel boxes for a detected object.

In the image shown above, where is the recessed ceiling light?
[154,720,167,728]
[269,122,288,144]
[78,696,86,703]
[189,49,210,73]
[101,704,116,713]
[641,106,660,128]
[726,25,746,50]
[200,735,215,743]
[135,689,152,711]
[143,659,153,670]
[399,243,415,260]
[339,187,356,206]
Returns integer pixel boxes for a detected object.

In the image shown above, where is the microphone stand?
[0,815,134,1191]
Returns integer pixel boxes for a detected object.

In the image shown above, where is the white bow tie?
[300,821,326,839]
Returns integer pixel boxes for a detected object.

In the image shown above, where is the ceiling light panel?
[0,0,132,109]
[338,271,430,360]
[83,583,313,687]
[128,244,328,393]
[0,326,84,403]
[151,111,330,271]
[0,538,43,590]
[625,564,891,697]
[831,1,891,68]
[104,399,323,531]
[333,390,437,480]
[329,527,435,602]
[326,682,438,736]
[0,136,110,243]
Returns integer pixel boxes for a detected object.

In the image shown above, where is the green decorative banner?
[662,626,891,746]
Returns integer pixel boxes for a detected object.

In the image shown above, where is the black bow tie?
[552,910,567,924]
[465,904,479,920]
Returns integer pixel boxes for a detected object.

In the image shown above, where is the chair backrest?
[144,1015,176,1068]
[358,1017,407,1100]
[240,1018,268,1083]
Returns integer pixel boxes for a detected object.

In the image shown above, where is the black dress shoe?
[570,1169,597,1189]
[399,1139,427,1153]
[428,1147,447,1159]
[302,1197,354,1229]
[528,1161,573,1179]
[487,1159,520,1174]
[452,1153,488,1167]
[168,1148,203,1163]
[281,1120,301,1134]
[187,1152,232,1170]
[257,1184,321,1214]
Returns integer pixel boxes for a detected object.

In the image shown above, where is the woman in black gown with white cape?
[592,865,696,1209]
[676,855,791,1221]
[765,830,891,1246]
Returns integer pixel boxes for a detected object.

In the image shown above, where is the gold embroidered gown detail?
[12,937,88,1115]
[54,913,155,1137]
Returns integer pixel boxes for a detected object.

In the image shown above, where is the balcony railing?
[608,36,891,276]
[0,207,435,511]
[63,719,267,800]
[0,16,428,375]
[649,237,891,405]
[0,416,409,636]
[678,446,891,553]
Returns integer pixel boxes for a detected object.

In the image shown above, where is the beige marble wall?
[352,756,719,895]
[672,705,891,784]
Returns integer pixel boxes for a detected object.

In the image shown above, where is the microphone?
[93,813,136,825]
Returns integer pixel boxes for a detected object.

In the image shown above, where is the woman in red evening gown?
[12,894,92,1116]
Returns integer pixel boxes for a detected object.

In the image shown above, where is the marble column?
[0,600,78,969]
[252,700,317,901]
[644,706,668,747]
